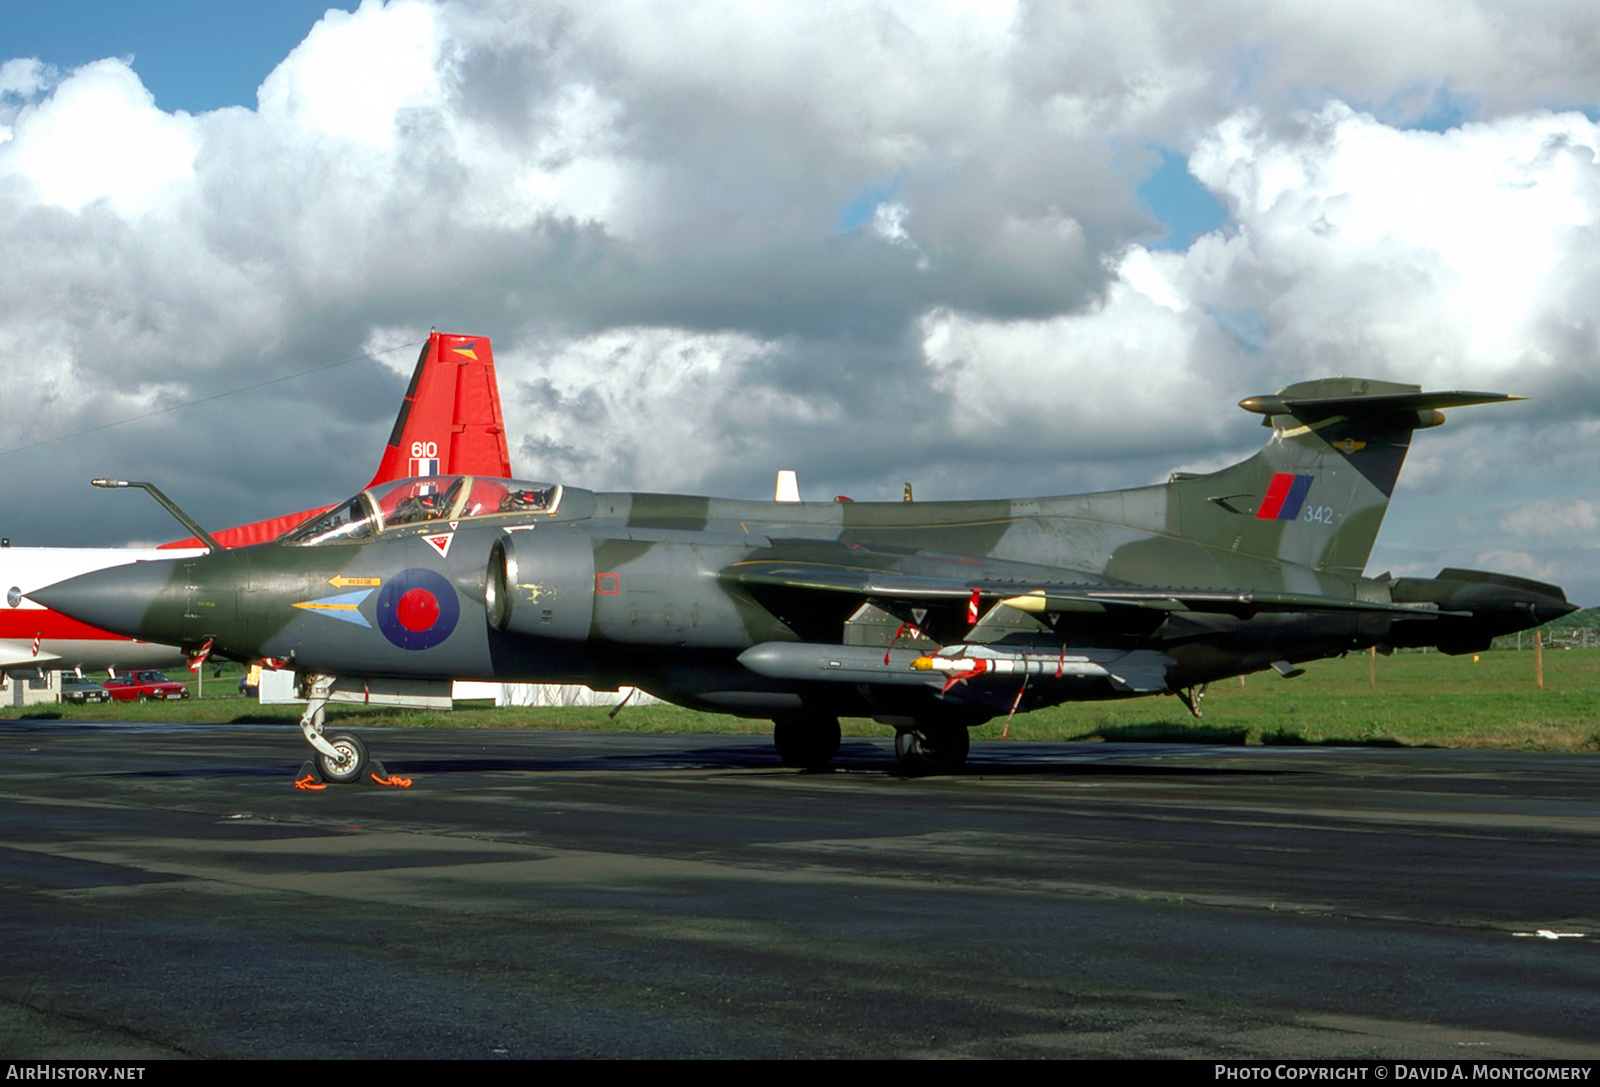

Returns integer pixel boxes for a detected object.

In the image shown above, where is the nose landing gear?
[294,673,411,788]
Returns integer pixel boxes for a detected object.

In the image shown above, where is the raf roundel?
[376,568,460,650]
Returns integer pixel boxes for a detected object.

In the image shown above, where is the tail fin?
[364,330,512,488]
[161,330,513,549]
[1168,378,1517,579]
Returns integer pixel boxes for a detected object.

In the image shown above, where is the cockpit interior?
[284,477,564,546]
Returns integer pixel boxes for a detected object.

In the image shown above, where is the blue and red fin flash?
[1256,473,1313,521]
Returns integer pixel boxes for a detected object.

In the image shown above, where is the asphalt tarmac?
[0,720,1597,1059]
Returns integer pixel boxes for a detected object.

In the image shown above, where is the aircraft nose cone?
[31,560,186,641]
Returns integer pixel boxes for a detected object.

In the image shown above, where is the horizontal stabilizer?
[1239,384,1519,421]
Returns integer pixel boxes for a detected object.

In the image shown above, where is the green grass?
[7,648,1599,751]
[974,648,1600,751]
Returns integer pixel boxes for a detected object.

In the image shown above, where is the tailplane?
[1167,378,1517,579]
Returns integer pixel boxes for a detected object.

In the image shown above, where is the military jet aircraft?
[34,377,1576,779]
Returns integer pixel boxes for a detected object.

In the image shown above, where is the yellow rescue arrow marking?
[328,575,382,588]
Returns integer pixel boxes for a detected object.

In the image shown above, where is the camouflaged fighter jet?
[33,377,1576,780]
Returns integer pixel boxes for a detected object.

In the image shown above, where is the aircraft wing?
[721,557,1448,619]
[0,641,62,669]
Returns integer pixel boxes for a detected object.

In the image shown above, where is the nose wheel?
[315,732,368,784]
[294,674,411,788]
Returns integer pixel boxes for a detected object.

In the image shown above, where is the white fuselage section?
[0,546,204,673]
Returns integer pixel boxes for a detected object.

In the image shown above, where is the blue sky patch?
[5,1,358,113]
[837,177,901,234]
[1405,91,1477,133]
[1137,148,1229,251]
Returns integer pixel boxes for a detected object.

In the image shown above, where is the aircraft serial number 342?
[36,377,1574,780]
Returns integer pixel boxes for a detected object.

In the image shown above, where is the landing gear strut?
[1176,683,1208,719]
[297,674,370,784]
[292,673,411,788]
[772,712,841,769]
[894,723,970,775]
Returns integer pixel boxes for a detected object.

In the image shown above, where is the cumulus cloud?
[924,103,1600,435]
[500,325,798,491]
[257,1,442,152]
[919,246,1235,452]
[3,59,197,216]
[1465,550,1563,582]
[1189,105,1600,390]
[1500,498,1600,539]
[0,58,51,123]
[2,0,1600,600]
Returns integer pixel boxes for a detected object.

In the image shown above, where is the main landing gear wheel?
[315,732,369,785]
[772,713,841,769]
[894,724,970,775]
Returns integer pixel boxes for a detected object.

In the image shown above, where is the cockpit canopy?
[283,476,564,546]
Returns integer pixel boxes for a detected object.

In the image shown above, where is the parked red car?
[103,671,191,702]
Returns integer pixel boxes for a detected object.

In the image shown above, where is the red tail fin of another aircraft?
[162,330,513,549]
[363,331,511,489]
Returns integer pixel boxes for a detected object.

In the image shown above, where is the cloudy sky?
[3,0,1599,602]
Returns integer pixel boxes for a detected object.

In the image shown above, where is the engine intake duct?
[484,530,596,640]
